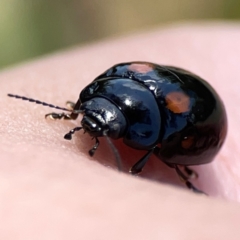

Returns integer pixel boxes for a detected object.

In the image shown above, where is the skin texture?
[1,22,240,239]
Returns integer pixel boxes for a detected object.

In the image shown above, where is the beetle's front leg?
[45,112,73,120]
[130,148,155,174]
[45,99,81,120]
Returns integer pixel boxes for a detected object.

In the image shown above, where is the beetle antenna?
[7,94,72,112]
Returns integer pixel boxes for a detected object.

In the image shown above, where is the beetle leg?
[64,127,83,140]
[89,138,100,156]
[45,112,73,120]
[45,111,81,120]
[174,165,206,194]
[184,166,198,179]
[130,148,155,174]
[163,163,198,179]
[45,99,81,120]
[66,101,76,110]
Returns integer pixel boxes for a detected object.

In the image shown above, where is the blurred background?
[1,0,239,69]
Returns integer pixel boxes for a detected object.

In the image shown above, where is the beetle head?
[80,97,127,139]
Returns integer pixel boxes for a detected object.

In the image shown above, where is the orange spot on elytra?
[128,63,154,74]
[181,136,195,149]
[165,91,190,113]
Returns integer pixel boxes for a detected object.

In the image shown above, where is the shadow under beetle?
[8,62,227,194]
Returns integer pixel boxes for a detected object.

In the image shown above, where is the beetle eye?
[181,135,195,149]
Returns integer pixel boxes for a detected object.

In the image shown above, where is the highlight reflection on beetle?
[8,61,227,194]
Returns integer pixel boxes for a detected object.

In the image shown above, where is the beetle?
[8,61,227,193]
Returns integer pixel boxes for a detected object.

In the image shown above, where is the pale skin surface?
[1,22,240,239]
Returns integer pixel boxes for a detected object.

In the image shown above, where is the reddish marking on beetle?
[181,136,195,149]
[128,63,154,74]
[165,91,190,113]
[156,143,162,148]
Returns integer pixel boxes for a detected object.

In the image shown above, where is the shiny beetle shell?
[79,62,227,166]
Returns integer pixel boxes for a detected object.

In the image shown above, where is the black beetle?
[8,62,227,193]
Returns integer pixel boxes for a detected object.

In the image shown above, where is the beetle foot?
[185,181,207,195]
[89,138,100,156]
[64,127,82,140]
[175,165,206,195]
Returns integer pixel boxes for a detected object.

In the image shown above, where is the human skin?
[1,22,240,239]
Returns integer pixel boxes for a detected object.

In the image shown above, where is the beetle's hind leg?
[183,166,198,179]
[174,165,206,195]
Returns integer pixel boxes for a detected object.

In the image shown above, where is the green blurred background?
[1,0,239,69]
